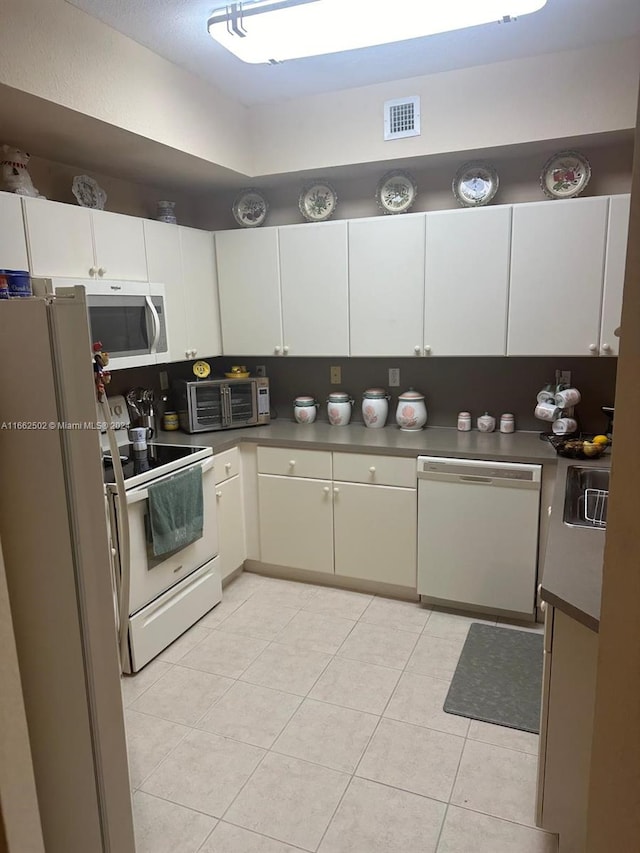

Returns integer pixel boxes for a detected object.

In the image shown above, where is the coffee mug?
[535,402,562,422]
[552,418,578,435]
[128,427,147,451]
[555,388,581,408]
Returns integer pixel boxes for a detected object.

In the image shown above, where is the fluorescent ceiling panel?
[207,0,549,64]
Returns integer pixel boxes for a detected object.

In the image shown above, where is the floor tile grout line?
[448,802,559,835]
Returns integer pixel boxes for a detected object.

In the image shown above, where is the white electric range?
[101,396,221,673]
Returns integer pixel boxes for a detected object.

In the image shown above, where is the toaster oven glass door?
[226,382,257,427]
[189,384,225,431]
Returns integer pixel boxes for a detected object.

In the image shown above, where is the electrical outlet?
[256,365,266,377]
[388,368,400,387]
[330,366,342,384]
[159,370,169,391]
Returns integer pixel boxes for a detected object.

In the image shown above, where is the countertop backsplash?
[109,356,617,435]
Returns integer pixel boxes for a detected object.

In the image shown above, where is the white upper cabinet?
[349,214,426,356]
[144,219,188,362]
[0,192,29,270]
[216,227,282,356]
[600,194,631,357]
[424,206,511,356]
[279,221,349,356]
[23,197,148,281]
[507,197,609,356]
[91,209,148,281]
[180,227,222,360]
[24,197,95,278]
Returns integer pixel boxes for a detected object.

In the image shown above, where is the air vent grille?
[384,96,421,140]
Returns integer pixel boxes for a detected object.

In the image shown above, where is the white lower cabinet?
[258,474,334,574]
[256,449,417,589]
[333,482,416,588]
[216,475,247,582]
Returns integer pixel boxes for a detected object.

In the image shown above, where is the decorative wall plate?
[232,188,269,227]
[540,151,591,199]
[375,170,417,214]
[453,161,499,207]
[299,180,338,222]
[72,175,107,210]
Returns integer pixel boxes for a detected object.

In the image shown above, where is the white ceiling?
[65,0,640,106]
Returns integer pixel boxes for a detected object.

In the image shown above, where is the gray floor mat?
[443,623,543,734]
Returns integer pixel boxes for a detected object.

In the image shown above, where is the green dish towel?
[147,466,204,557]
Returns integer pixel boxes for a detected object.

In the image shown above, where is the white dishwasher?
[417,456,542,618]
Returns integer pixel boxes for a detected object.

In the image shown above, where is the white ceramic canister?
[500,413,515,433]
[396,389,427,431]
[327,391,354,426]
[362,388,390,429]
[477,412,496,433]
[293,395,318,424]
[457,412,472,431]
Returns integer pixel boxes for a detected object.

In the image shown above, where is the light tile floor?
[122,572,557,853]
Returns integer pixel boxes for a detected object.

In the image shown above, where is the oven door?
[113,456,218,615]
[85,282,168,369]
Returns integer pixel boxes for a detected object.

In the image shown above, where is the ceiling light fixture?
[207,0,548,64]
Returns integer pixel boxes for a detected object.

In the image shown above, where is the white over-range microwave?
[33,279,169,369]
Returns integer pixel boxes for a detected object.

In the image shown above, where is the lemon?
[592,435,609,446]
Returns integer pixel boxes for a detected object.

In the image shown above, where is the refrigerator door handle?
[146,295,160,355]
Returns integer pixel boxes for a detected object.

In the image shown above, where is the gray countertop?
[540,456,610,633]
[156,420,559,462]
[155,420,606,631]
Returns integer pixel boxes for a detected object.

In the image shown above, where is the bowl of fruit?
[549,434,610,459]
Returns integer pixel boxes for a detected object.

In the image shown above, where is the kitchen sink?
[563,466,610,529]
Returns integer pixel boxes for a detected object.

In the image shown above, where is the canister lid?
[398,388,424,400]
[363,387,388,399]
[501,413,514,419]
[294,395,316,406]
[328,392,351,402]
[458,411,471,417]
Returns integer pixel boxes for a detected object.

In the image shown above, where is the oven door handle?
[221,385,231,427]
[146,294,160,355]
[125,457,215,504]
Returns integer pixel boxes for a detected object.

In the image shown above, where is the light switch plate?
[256,365,266,377]
[556,369,571,387]
[388,368,400,387]
[330,366,341,384]
[159,370,169,391]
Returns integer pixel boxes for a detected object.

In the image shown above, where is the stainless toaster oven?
[173,377,270,433]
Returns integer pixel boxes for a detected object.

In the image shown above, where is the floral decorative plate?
[72,175,107,210]
[453,161,499,207]
[376,170,417,214]
[232,188,269,227]
[540,151,591,200]
[299,180,338,222]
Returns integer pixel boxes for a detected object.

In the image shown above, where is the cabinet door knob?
[89,266,97,276]
[192,348,197,357]
[424,345,432,355]
[283,345,289,354]
[589,344,598,353]
[414,345,421,354]
[323,486,330,494]
[601,343,612,353]
[225,462,231,471]
[289,460,295,467]
[333,487,340,495]
[369,466,376,474]
[216,490,222,498]
[98,267,106,277]
[274,345,281,354]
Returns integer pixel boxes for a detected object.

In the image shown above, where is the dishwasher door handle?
[458,475,493,484]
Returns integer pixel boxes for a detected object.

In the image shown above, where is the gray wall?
[110,356,617,435]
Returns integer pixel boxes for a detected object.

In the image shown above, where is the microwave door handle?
[146,295,160,355]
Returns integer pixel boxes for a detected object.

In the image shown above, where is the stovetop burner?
[102,443,207,484]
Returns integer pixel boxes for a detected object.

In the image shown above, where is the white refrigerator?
[0,289,135,852]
